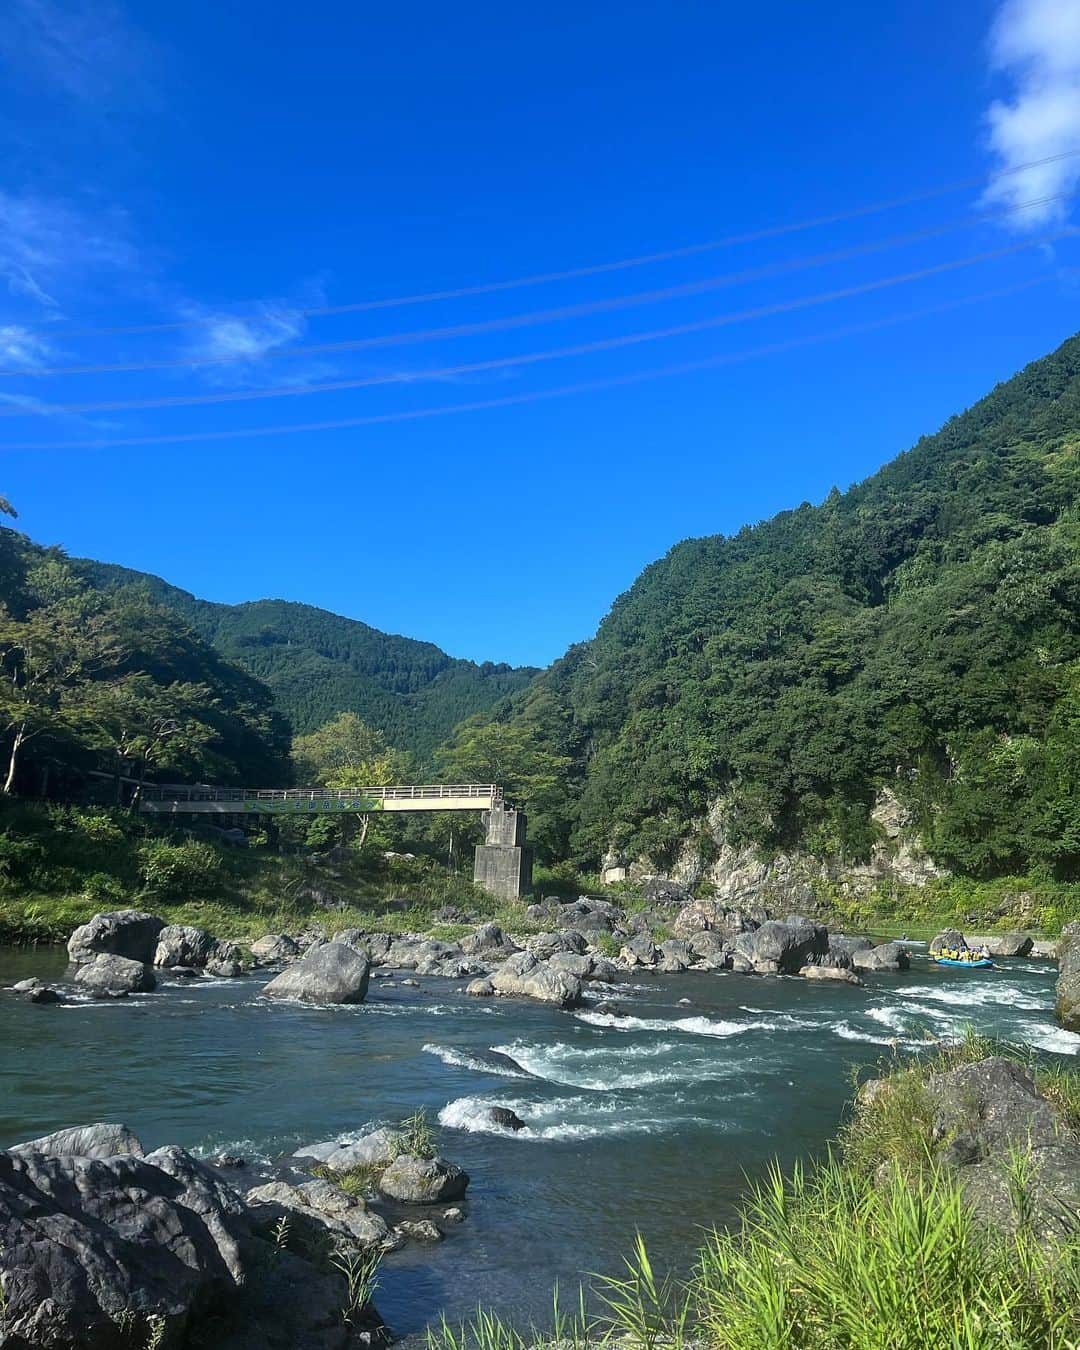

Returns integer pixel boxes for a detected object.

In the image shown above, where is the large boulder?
[828,934,873,959]
[378,1154,468,1205]
[1057,920,1080,1032]
[68,909,164,965]
[74,953,156,994]
[800,963,864,987]
[461,922,518,957]
[249,933,300,965]
[11,1122,144,1161]
[154,923,216,969]
[926,1057,1080,1240]
[672,898,755,942]
[967,932,1034,958]
[295,1128,399,1170]
[0,1140,246,1348]
[851,941,910,973]
[930,927,966,953]
[263,941,370,1004]
[205,940,245,978]
[732,916,827,974]
[620,933,660,967]
[527,929,588,959]
[490,951,583,1007]
[245,1177,390,1252]
[333,929,393,964]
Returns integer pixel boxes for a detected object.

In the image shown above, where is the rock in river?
[490,951,583,1007]
[732,916,828,974]
[249,932,300,964]
[67,909,164,965]
[1057,920,1080,1032]
[74,953,156,994]
[154,923,216,968]
[378,1154,469,1204]
[263,940,370,1004]
[851,941,910,973]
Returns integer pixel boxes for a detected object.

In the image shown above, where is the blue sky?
[1,0,1079,667]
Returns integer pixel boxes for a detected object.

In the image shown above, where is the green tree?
[292,712,413,849]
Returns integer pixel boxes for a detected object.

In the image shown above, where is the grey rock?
[672,899,755,943]
[11,1122,144,1160]
[67,909,164,965]
[74,953,156,994]
[249,933,300,964]
[490,951,583,1007]
[1030,939,1059,959]
[851,941,910,973]
[154,923,216,968]
[966,932,1034,958]
[205,939,245,978]
[828,934,874,958]
[245,1178,389,1251]
[489,1107,526,1131]
[11,977,42,992]
[461,922,518,957]
[799,963,864,987]
[620,933,660,967]
[930,927,966,953]
[640,876,695,906]
[263,941,370,1004]
[0,1141,245,1348]
[1056,920,1080,1032]
[395,1218,443,1243]
[317,1129,399,1171]
[30,986,63,1004]
[659,939,693,972]
[466,977,495,996]
[546,951,593,978]
[441,1206,465,1223]
[732,915,828,974]
[378,1154,469,1204]
[527,929,588,959]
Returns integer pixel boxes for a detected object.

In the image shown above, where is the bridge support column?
[473,802,532,900]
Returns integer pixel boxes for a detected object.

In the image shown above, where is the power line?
[6,191,1072,381]
[3,230,1070,419]
[19,147,1080,342]
[3,272,1067,452]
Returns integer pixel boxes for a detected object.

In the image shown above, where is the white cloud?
[0,0,155,105]
[980,0,1080,227]
[0,325,55,369]
[0,189,141,313]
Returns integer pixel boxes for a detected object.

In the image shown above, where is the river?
[0,946,1075,1338]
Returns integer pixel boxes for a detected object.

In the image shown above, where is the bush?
[80,871,128,906]
[137,839,223,900]
[0,832,47,888]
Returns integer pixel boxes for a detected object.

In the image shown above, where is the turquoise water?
[0,946,1073,1336]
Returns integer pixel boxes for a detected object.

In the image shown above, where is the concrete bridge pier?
[473,801,533,899]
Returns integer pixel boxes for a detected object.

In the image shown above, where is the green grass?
[0,798,544,946]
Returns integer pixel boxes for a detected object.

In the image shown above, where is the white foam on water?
[422,1043,530,1078]
[1018,1021,1080,1056]
[897,983,1047,1012]
[574,1011,777,1038]
[489,1036,749,1090]
[830,1020,921,1048]
[438,1093,711,1142]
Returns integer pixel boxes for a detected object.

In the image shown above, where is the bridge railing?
[139,783,502,805]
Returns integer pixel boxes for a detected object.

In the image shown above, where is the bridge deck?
[139,784,502,816]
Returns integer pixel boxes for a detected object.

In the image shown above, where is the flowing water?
[0,946,1074,1337]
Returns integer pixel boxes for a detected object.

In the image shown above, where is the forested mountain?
[490,331,1080,880]
[0,531,290,794]
[75,562,537,760]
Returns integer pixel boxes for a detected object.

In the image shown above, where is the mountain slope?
[498,331,1080,880]
[76,563,538,760]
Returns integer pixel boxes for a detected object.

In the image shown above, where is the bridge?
[139,783,503,816]
[138,782,531,899]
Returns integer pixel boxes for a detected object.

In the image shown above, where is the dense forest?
[76,563,536,761]
[479,331,1080,880]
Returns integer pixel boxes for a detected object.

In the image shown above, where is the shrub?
[80,872,127,906]
[137,839,223,900]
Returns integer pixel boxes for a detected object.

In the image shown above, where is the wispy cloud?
[0,189,142,314]
[0,0,156,105]
[980,0,1080,227]
[0,325,56,369]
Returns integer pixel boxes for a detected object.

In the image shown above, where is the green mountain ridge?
[75,561,538,761]
[492,330,1080,882]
